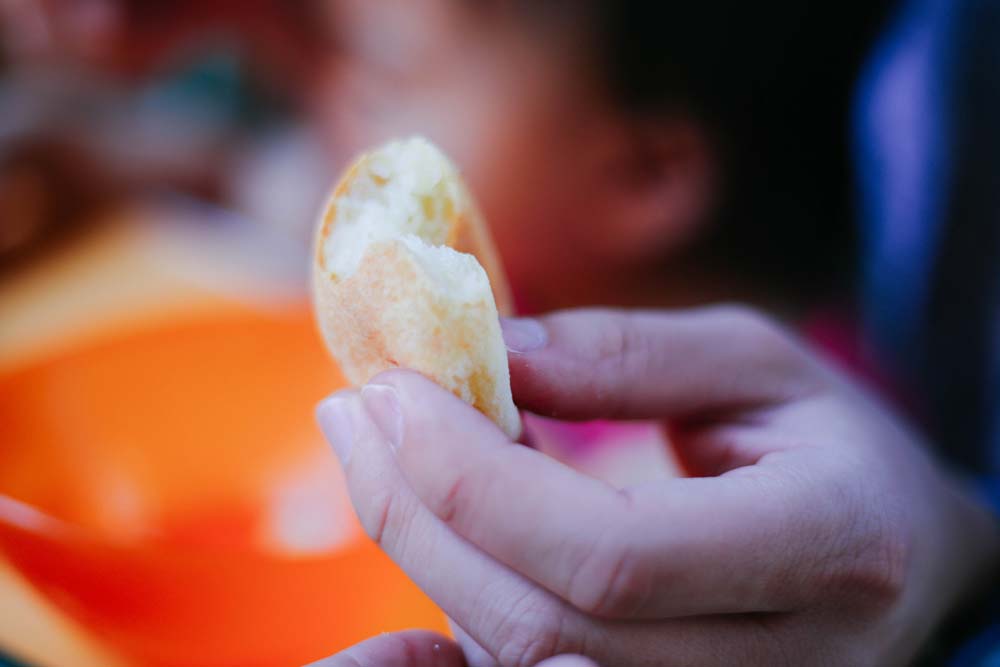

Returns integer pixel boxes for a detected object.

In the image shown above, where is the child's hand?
[316,307,999,666]
[307,630,596,667]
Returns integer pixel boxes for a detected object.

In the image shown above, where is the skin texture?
[305,630,596,667]
[315,307,1000,666]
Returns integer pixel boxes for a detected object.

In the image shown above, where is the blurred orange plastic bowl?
[0,307,445,667]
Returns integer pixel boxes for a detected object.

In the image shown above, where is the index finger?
[505,306,822,421]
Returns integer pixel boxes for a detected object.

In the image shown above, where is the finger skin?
[536,656,600,667]
[309,301,983,666]
[316,389,588,667]
[373,369,872,619]
[507,307,819,422]
[306,631,465,667]
[316,385,866,665]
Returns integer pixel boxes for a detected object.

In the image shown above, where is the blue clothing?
[857,0,1000,477]
[855,0,1000,662]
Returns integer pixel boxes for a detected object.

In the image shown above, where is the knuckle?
[574,544,646,618]
[847,494,911,606]
[853,517,910,605]
[592,313,652,416]
[617,314,653,373]
[490,592,570,667]
[359,485,416,554]
[429,455,503,533]
[435,467,473,526]
[567,526,647,618]
[590,313,630,367]
[816,484,911,609]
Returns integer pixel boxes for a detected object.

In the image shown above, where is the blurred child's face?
[315,0,715,311]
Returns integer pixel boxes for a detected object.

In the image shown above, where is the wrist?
[945,477,1000,604]
[917,477,1000,664]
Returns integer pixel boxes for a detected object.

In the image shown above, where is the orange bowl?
[0,306,445,667]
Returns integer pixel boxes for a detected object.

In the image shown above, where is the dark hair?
[514,1,897,304]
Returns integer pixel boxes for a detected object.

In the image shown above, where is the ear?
[596,117,717,263]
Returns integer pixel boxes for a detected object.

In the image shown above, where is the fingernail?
[500,317,548,353]
[316,393,357,464]
[361,383,403,451]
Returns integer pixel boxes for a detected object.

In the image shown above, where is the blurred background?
[3,0,998,665]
